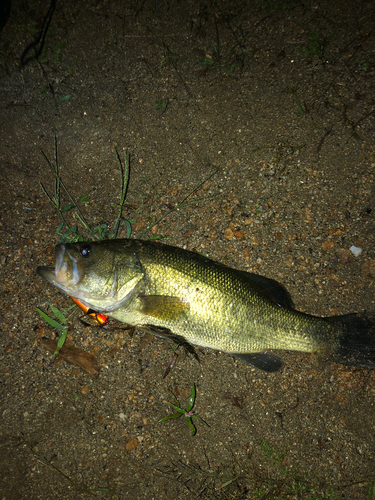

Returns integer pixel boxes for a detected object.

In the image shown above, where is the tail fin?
[330,313,375,368]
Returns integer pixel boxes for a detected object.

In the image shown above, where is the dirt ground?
[1,0,375,498]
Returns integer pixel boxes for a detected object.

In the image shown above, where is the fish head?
[37,241,144,312]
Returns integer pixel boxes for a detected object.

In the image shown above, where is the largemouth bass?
[37,239,375,372]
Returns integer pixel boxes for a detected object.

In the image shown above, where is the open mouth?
[36,264,56,284]
[56,245,85,286]
[36,244,85,287]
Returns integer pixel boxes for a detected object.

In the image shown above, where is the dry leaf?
[40,338,100,378]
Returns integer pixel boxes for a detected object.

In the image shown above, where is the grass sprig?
[36,303,75,360]
[138,170,218,239]
[159,383,207,436]
[40,136,99,242]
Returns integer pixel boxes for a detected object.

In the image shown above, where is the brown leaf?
[40,338,100,378]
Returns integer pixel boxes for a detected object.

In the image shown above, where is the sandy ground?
[1,0,375,498]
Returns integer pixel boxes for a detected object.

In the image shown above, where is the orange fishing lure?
[70,297,109,326]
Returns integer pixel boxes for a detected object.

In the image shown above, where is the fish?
[36,239,375,372]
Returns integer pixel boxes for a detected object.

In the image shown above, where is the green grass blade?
[169,391,180,407]
[169,403,185,414]
[39,182,58,208]
[36,307,64,331]
[56,221,64,233]
[53,326,68,357]
[186,417,197,436]
[62,203,76,212]
[159,411,183,422]
[47,302,67,324]
[74,212,98,240]
[124,219,132,238]
[112,150,131,239]
[186,382,196,412]
[138,170,217,239]
[192,414,208,426]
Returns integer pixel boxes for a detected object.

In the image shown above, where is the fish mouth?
[56,244,85,286]
[36,244,85,288]
[36,265,57,285]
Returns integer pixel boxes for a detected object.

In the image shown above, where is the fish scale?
[37,239,375,372]
[109,242,333,353]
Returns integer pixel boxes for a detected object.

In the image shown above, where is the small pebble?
[126,438,138,451]
[349,245,362,257]
[363,260,375,277]
[322,240,334,252]
[336,248,353,265]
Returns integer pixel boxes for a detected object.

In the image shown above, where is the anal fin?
[232,352,283,372]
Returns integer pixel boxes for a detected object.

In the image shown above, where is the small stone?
[364,260,375,278]
[234,230,245,239]
[285,255,294,267]
[108,347,120,358]
[244,217,254,225]
[224,227,234,240]
[349,245,362,257]
[126,439,138,451]
[336,248,353,265]
[322,240,334,251]
[182,229,194,237]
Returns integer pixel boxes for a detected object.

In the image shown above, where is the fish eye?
[80,245,91,258]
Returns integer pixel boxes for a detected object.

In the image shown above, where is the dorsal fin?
[239,270,294,309]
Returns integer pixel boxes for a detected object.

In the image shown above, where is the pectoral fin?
[232,352,283,372]
[139,295,190,321]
